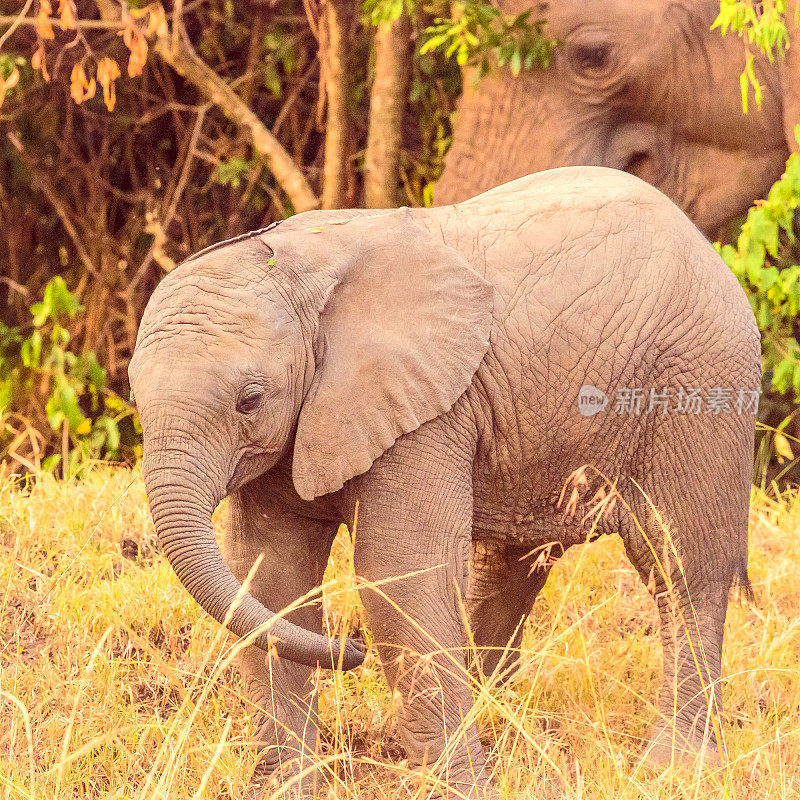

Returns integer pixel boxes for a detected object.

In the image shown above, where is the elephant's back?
[447,165,673,212]
[426,167,756,342]
[425,166,760,436]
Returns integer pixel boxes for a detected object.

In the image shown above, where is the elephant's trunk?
[143,448,364,671]
[435,72,567,205]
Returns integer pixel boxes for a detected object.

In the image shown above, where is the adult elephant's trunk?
[435,72,573,205]
[143,449,364,671]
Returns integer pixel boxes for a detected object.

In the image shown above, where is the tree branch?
[0,0,33,51]
[0,13,129,29]
[154,37,319,211]
[12,2,322,213]
[154,30,319,213]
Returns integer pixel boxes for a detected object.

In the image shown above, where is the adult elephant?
[436,0,800,237]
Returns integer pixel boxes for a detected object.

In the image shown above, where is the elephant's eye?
[569,39,615,76]
[236,384,264,414]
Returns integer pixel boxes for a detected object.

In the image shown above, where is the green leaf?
[45,393,64,431]
[46,383,86,432]
[30,302,48,327]
[20,330,42,369]
[32,276,83,326]
[263,61,282,99]
[93,415,121,455]
[41,454,62,473]
[0,378,12,411]
[772,356,795,394]
[51,324,70,347]
[759,265,780,291]
[216,157,250,190]
[420,0,554,74]
[75,352,107,389]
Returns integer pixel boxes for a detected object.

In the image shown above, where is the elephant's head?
[128,210,493,670]
[436,0,800,236]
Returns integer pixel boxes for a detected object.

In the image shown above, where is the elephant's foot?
[414,770,500,800]
[639,723,722,773]
[250,754,322,799]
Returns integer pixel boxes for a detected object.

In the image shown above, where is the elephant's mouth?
[604,123,659,176]
[226,451,281,494]
[621,151,655,181]
[606,122,788,237]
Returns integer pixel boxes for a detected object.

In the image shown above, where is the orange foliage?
[121,26,148,78]
[131,4,168,38]
[96,57,121,112]
[35,0,55,39]
[0,67,20,108]
[30,2,167,108]
[32,46,51,83]
[69,63,95,104]
[58,0,77,31]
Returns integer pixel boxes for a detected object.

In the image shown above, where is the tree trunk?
[320,0,350,209]
[364,15,411,208]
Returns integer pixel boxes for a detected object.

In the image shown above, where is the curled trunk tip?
[147,477,364,671]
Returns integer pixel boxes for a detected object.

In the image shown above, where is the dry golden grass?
[1,466,798,799]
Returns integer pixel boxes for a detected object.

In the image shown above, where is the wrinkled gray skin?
[436,0,800,237]
[129,168,760,798]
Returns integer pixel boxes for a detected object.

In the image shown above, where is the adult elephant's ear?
[782,0,800,152]
[288,208,494,501]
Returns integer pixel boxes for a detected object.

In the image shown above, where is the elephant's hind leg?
[225,477,338,797]
[621,412,753,768]
[467,539,552,683]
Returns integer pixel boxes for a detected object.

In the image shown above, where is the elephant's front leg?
[347,421,495,799]
[224,476,338,798]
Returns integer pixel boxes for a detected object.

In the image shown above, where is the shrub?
[0,277,139,476]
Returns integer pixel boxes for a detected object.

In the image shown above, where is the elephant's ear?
[290,209,494,501]
[782,0,800,152]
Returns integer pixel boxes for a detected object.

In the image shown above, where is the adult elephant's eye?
[574,44,607,70]
[568,35,616,78]
[236,384,264,414]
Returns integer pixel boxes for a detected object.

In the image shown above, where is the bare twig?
[131,103,209,286]
[154,29,319,211]
[85,1,320,212]
[6,132,99,278]
[0,0,33,50]
[272,59,317,137]
[0,13,126,30]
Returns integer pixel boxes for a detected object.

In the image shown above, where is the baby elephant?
[129,167,760,797]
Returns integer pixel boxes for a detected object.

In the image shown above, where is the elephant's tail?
[734,557,755,603]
